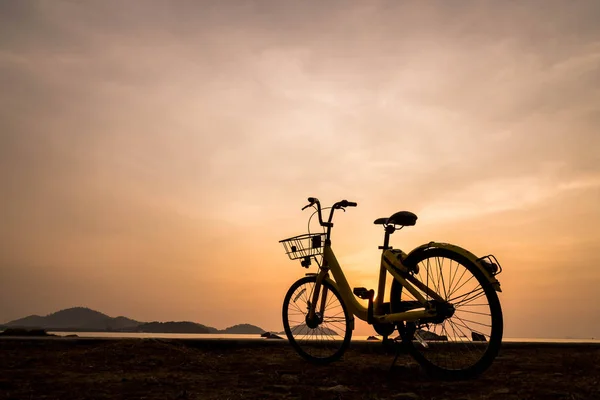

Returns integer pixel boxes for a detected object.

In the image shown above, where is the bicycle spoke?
[324,290,337,309]
[449,317,490,339]
[454,314,491,328]
[284,278,350,362]
[449,286,486,305]
[448,273,475,299]
[437,257,448,299]
[447,266,468,299]
[395,251,501,377]
[448,258,459,297]
[425,258,438,299]
[289,301,306,315]
[454,309,490,317]
[435,257,443,299]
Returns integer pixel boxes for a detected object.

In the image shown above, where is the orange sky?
[1,1,599,338]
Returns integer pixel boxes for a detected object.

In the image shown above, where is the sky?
[1,0,599,338]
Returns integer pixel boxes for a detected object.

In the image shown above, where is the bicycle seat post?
[378,225,395,250]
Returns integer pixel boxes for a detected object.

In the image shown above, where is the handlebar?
[302,197,357,229]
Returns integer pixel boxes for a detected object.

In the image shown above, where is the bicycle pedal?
[353,287,374,300]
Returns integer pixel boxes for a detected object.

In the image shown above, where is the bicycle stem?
[307,198,348,243]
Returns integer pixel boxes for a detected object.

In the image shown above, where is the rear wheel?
[390,248,503,379]
[282,276,352,364]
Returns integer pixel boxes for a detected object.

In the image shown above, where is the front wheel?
[282,276,352,364]
[391,248,503,379]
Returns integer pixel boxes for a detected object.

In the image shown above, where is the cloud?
[1,0,599,336]
[418,173,600,223]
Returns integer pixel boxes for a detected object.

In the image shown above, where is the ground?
[1,338,599,399]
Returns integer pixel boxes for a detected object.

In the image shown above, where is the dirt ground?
[1,338,599,400]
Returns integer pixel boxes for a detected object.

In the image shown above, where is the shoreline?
[2,335,600,349]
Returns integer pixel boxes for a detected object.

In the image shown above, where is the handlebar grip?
[339,200,357,207]
[302,197,320,211]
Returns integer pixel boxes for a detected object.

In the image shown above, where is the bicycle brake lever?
[332,203,346,212]
[301,204,313,211]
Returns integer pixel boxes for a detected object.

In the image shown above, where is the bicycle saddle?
[374,211,417,226]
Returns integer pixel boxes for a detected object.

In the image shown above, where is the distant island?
[2,307,267,335]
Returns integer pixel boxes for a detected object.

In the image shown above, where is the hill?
[132,321,218,334]
[6,307,140,331]
[5,307,267,334]
[220,324,265,334]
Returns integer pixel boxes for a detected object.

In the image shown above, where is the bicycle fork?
[306,273,329,328]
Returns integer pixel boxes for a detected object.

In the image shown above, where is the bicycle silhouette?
[280,197,503,379]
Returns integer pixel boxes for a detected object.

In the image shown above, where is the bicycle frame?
[308,243,444,327]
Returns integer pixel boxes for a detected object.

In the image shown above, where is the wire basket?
[279,233,326,260]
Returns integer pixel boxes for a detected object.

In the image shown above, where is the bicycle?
[279,197,504,379]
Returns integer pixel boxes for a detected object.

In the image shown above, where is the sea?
[44,332,600,343]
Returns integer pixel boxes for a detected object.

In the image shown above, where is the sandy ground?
[1,338,599,400]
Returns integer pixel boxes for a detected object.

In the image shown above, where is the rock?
[261,332,284,339]
[320,385,352,392]
[0,328,53,337]
[416,329,447,341]
[471,332,486,342]
[280,374,300,384]
[492,388,510,395]
[367,335,380,341]
[267,334,283,340]
[392,393,419,399]
[265,385,292,393]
